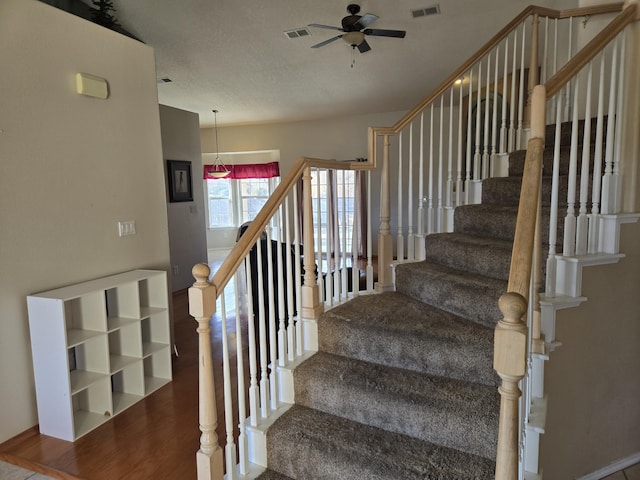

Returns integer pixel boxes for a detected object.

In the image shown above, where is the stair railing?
[189,157,375,480]
[369,3,624,291]
[494,3,638,479]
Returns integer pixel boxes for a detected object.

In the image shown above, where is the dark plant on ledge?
[91,0,120,29]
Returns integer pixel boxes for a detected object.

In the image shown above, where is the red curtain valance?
[204,161,280,180]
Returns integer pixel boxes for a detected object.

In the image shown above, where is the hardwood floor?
[0,288,224,480]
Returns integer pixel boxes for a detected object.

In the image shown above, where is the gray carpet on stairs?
[258,127,584,478]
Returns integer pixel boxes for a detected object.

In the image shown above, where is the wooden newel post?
[189,263,224,480]
[494,291,528,480]
[301,167,323,319]
[376,134,394,292]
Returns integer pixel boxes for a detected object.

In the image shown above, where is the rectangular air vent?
[157,77,172,84]
[284,27,311,39]
[412,4,441,18]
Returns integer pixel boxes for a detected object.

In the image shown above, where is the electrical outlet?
[118,220,136,237]
[172,265,179,276]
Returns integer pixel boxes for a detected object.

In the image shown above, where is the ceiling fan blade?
[364,28,406,38]
[308,23,344,32]
[354,13,378,30]
[357,39,371,53]
[311,35,343,48]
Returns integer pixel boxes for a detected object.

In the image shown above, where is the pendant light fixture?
[209,109,230,178]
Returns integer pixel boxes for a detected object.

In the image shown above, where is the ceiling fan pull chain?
[351,45,356,68]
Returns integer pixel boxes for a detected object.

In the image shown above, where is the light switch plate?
[118,220,136,236]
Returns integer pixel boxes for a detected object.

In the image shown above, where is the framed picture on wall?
[167,160,193,202]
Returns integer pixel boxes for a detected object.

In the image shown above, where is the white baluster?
[517,22,526,150]
[276,206,287,366]
[447,87,454,211]
[602,39,618,214]
[325,171,334,305]
[351,173,360,297]
[491,45,499,173]
[315,168,324,303]
[500,38,509,155]
[563,81,580,257]
[219,289,237,479]
[466,68,474,203]
[589,53,606,254]
[407,122,415,261]
[612,34,626,214]
[457,76,464,207]
[418,113,425,239]
[366,171,374,292]
[397,132,405,261]
[474,61,483,180]
[234,274,249,475]
[333,171,340,301]
[437,96,444,231]
[284,196,295,362]
[509,30,518,153]
[563,18,574,123]
[292,186,303,356]
[576,63,593,255]
[483,53,491,179]
[428,105,435,233]
[245,258,260,427]
[255,240,270,419]
[265,228,278,412]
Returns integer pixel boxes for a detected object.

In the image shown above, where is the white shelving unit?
[27,269,172,441]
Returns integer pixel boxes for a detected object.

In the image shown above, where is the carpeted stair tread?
[395,261,506,328]
[256,470,294,480]
[266,405,496,480]
[425,232,512,280]
[294,351,499,459]
[318,292,498,386]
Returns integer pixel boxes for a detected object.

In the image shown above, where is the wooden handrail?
[545,2,637,98]
[209,157,373,294]
[368,3,625,142]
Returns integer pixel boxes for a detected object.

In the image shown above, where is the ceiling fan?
[309,4,406,54]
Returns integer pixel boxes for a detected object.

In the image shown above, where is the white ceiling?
[111,0,577,127]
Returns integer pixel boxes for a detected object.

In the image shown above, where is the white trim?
[576,451,640,480]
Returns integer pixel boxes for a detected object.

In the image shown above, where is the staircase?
[253,112,609,479]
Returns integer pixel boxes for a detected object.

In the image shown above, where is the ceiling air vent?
[284,27,311,39]
[157,77,172,84]
[411,5,441,18]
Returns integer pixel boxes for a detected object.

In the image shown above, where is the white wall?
[0,0,170,443]
[160,105,208,291]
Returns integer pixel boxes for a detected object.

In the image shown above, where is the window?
[207,178,233,227]
[311,169,356,255]
[206,176,279,228]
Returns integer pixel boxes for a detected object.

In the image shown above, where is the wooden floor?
[0,288,221,480]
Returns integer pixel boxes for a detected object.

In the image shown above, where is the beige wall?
[0,0,170,442]
[200,110,409,251]
[160,105,208,291]
[540,221,640,477]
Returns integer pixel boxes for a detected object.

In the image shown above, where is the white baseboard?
[576,451,640,480]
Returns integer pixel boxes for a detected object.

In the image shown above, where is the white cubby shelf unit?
[27,269,172,441]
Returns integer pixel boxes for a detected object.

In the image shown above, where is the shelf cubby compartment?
[64,292,107,344]
[106,281,141,321]
[111,361,144,414]
[143,348,172,394]
[141,311,170,357]
[71,377,112,439]
[108,323,142,373]
[69,335,109,394]
[139,274,169,318]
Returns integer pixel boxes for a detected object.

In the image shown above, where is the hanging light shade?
[210,109,230,178]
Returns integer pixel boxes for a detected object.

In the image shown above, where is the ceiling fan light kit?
[308,3,406,57]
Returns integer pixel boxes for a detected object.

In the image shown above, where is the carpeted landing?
[256,121,580,479]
